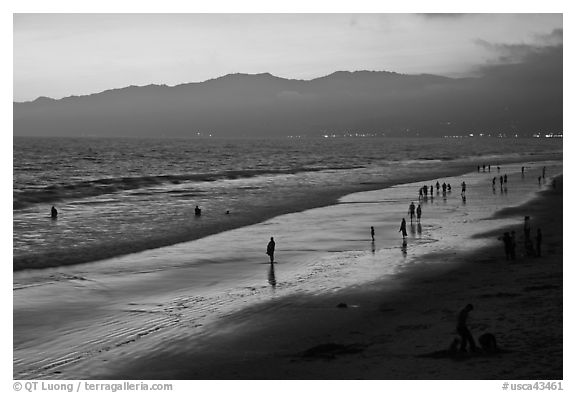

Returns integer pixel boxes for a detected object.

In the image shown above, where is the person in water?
[399,218,408,239]
[51,206,58,219]
[457,304,477,353]
[266,237,276,263]
[194,205,202,216]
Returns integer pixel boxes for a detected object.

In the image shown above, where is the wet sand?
[96,177,562,379]
[13,162,562,379]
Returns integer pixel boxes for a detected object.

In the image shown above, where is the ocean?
[13,136,562,271]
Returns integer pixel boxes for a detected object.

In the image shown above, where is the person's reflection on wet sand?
[401,239,407,258]
[417,223,422,237]
[268,262,277,288]
[410,223,416,236]
[371,241,376,254]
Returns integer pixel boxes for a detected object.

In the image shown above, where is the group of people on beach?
[500,216,543,260]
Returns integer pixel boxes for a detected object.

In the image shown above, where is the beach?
[13,161,562,379]
[97,178,563,380]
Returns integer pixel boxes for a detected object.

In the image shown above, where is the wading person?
[51,206,58,219]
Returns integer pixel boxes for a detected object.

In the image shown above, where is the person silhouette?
[408,202,416,222]
[370,226,375,241]
[504,174,507,184]
[51,206,58,219]
[416,204,422,222]
[399,218,408,239]
[436,181,440,193]
[194,205,202,216]
[457,304,477,353]
[266,237,276,263]
[538,176,542,186]
[461,181,466,195]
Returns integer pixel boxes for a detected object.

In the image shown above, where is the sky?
[13,13,562,102]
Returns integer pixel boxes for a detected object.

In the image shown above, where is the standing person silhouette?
[408,202,416,222]
[370,226,375,241]
[416,204,422,222]
[266,237,276,263]
[457,304,477,353]
[399,218,408,239]
[51,206,58,219]
[461,181,466,195]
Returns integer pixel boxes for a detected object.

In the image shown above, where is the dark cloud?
[475,29,562,67]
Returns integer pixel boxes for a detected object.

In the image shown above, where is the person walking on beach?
[447,183,452,192]
[500,176,504,188]
[504,174,508,184]
[488,165,491,172]
[436,181,440,193]
[492,177,496,188]
[371,226,375,242]
[538,176,542,186]
[442,182,447,194]
[521,166,525,175]
[399,218,408,239]
[50,206,58,219]
[457,304,477,353]
[461,181,466,195]
[266,237,276,263]
[416,204,422,222]
[408,202,416,223]
[536,228,542,257]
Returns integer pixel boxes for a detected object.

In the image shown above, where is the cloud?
[474,28,562,67]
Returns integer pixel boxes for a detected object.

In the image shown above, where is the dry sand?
[107,177,563,380]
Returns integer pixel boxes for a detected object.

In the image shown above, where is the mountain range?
[13,56,562,138]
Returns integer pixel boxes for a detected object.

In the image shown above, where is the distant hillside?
[14,64,562,138]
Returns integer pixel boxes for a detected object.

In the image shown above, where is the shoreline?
[13,162,562,379]
[14,153,561,271]
[98,177,562,379]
